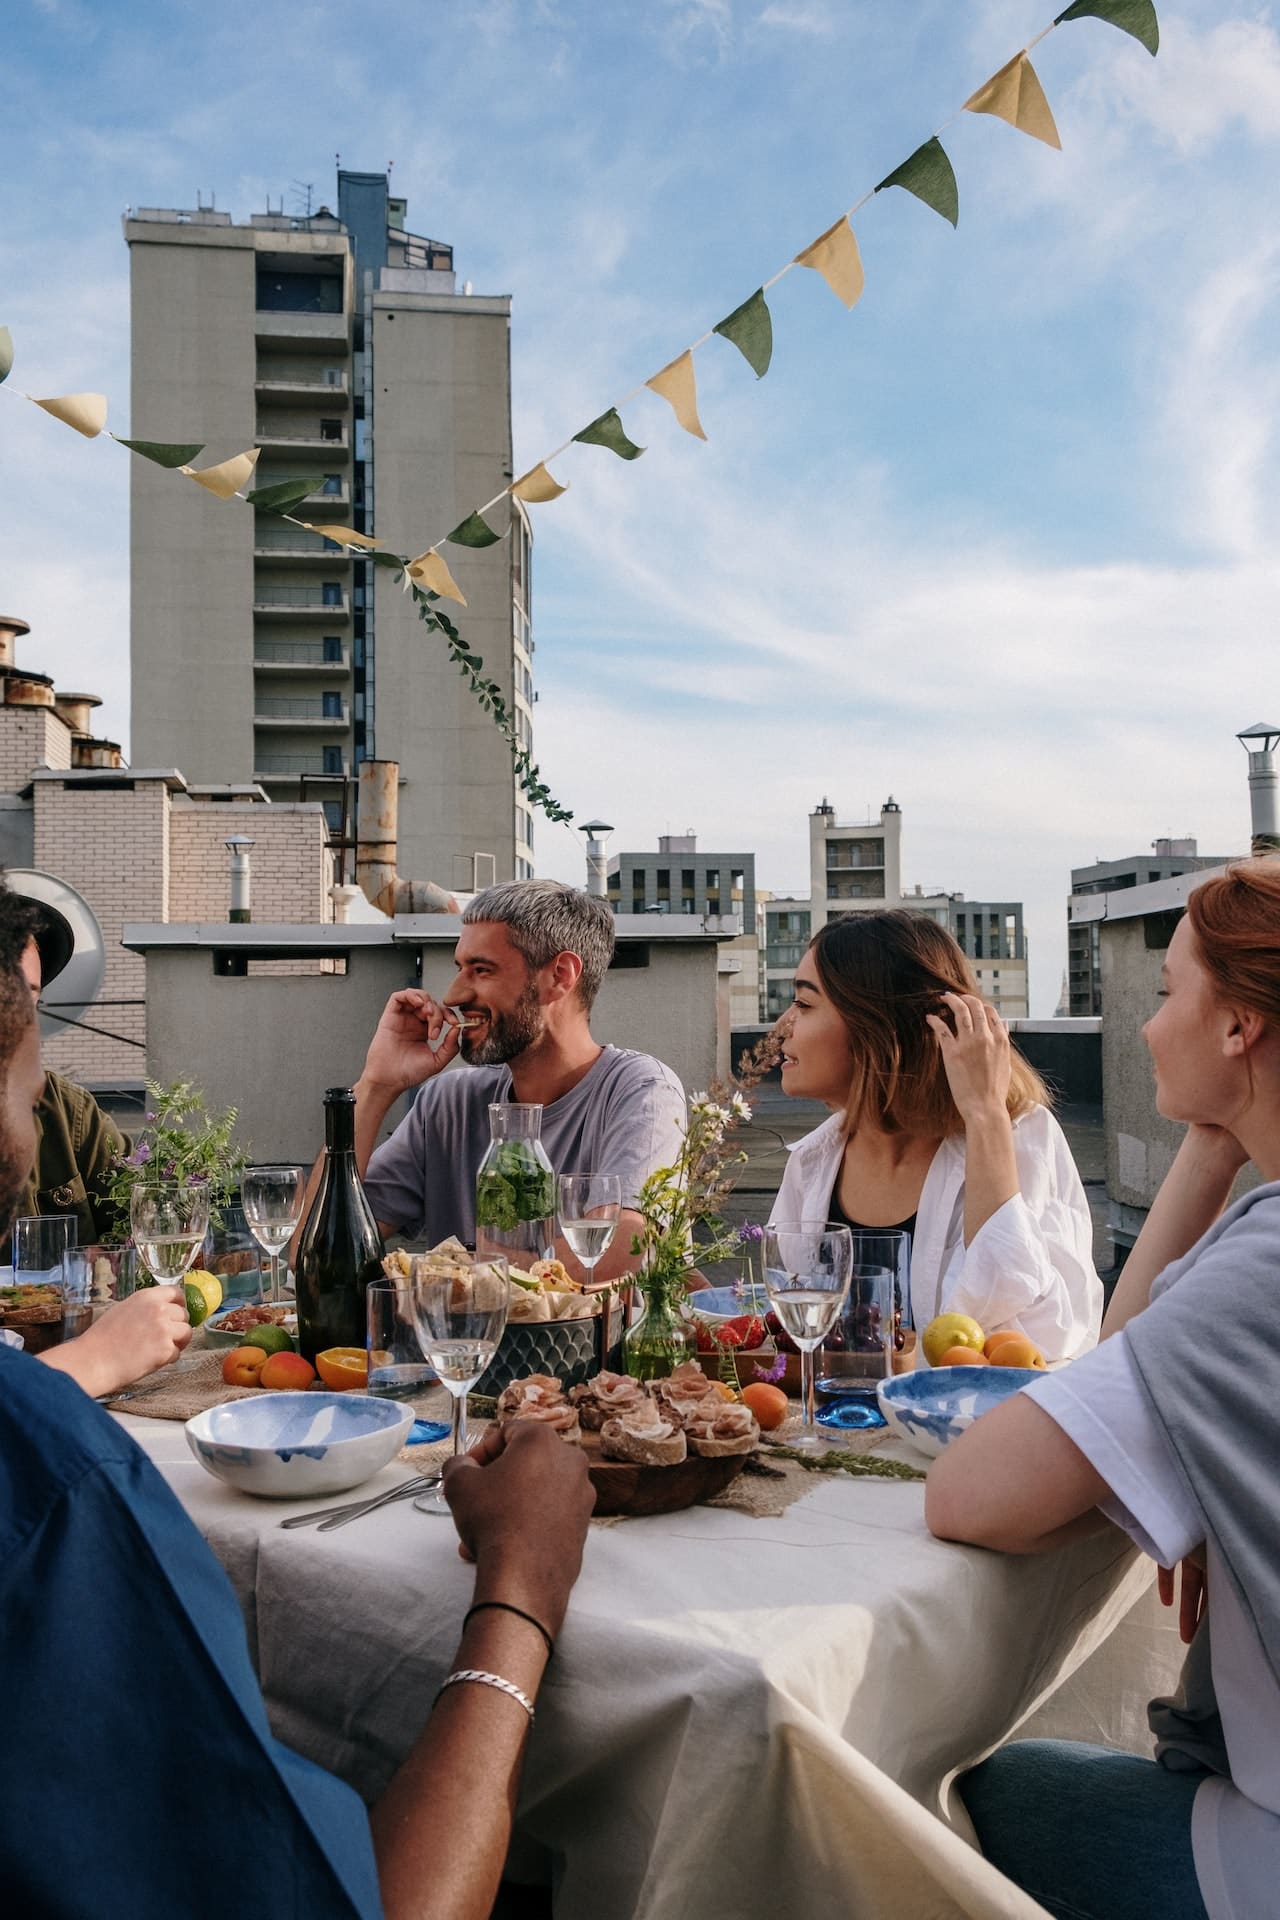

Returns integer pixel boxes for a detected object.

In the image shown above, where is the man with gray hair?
[354,880,685,1282]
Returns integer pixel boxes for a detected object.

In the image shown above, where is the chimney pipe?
[579,819,613,898]
[355,760,458,915]
[225,835,254,923]
[1236,722,1280,856]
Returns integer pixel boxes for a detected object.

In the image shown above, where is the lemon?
[183,1273,222,1326]
[921,1311,985,1368]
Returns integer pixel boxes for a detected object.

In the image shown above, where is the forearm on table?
[961,1110,1020,1247]
[370,1607,551,1920]
[1102,1132,1242,1338]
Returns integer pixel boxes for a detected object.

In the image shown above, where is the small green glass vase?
[623,1273,696,1381]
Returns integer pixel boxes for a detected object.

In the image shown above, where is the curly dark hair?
[0,881,39,1078]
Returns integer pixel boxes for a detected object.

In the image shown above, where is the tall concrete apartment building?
[125,170,535,891]
[1067,839,1232,1015]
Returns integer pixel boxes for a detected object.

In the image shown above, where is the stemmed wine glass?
[241,1165,307,1305]
[408,1256,509,1515]
[130,1183,210,1294]
[557,1173,622,1287]
[762,1222,852,1450]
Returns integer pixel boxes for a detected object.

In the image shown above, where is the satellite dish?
[5,869,107,1042]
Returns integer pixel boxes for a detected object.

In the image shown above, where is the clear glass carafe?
[474,1103,556,1267]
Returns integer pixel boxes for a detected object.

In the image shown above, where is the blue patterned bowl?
[476,1302,626,1396]
[876,1366,1044,1459]
[185,1392,413,1498]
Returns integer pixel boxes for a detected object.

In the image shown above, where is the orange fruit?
[986,1333,1045,1370]
[708,1379,738,1402]
[315,1346,369,1391]
[741,1382,789,1430]
[983,1330,1025,1361]
[937,1346,989,1367]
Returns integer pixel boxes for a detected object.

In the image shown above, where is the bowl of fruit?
[185,1390,414,1498]
[876,1366,1045,1459]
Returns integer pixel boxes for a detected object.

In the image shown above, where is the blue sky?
[3,0,1278,1011]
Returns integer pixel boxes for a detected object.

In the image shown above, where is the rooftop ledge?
[1068,865,1233,926]
[123,913,738,953]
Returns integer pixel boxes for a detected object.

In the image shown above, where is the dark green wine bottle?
[295,1088,384,1364]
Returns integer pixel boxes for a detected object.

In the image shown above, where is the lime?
[241,1323,294,1356]
[187,1272,223,1320]
[184,1281,211,1327]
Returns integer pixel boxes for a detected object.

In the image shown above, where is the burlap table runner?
[106,1350,259,1421]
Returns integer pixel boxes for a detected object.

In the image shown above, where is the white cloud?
[756,4,838,36]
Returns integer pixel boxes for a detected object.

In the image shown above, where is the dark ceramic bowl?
[477,1302,625,1396]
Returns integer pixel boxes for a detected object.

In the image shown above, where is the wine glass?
[241,1164,307,1305]
[762,1222,852,1450]
[557,1173,622,1288]
[130,1183,210,1294]
[408,1256,509,1515]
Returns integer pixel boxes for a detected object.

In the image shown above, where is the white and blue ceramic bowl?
[876,1366,1044,1460]
[688,1285,772,1322]
[185,1392,414,1498]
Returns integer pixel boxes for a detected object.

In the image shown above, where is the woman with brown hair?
[928,859,1280,1920]
[772,910,1100,1361]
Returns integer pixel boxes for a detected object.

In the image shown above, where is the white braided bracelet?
[434,1668,536,1723]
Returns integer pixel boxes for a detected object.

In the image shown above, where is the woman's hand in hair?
[926,992,1011,1125]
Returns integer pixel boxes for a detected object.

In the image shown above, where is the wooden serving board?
[579,1425,750,1517]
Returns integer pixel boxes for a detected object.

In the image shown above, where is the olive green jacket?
[20,1072,124,1246]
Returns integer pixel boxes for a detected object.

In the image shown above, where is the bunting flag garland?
[965,54,1062,148]
[876,138,959,228]
[645,353,708,440]
[112,436,204,468]
[794,218,865,311]
[573,409,645,461]
[407,548,467,605]
[511,462,569,502]
[4,0,1164,830]
[246,477,318,515]
[714,289,774,378]
[446,509,503,548]
[31,392,108,438]
[1056,0,1158,55]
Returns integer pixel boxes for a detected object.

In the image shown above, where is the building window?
[656,869,670,893]
[321,581,343,606]
[320,419,343,441]
[324,367,344,387]
[322,746,343,773]
[682,868,695,892]
[322,634,343,662]
[322,692,343,718]
[322,474,342,495]
[255,269,342,314]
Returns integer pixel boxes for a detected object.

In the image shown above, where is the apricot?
[986,1333,1045,1370]
[937,1346,989,1367]
[259,1350,317,1391]
[222,1346,270,1388]
[741,1382,789,1430]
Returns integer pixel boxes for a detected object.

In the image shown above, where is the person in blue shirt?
[0,890,596,1920]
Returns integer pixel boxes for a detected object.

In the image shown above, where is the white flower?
[730,1092,751,1120]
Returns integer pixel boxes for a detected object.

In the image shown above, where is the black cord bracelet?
[464,1600,555,1661]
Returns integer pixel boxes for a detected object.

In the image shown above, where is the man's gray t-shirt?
[363,1045,687,1244]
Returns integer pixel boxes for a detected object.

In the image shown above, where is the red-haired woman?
[773,911,1100,1362]
[929,859,1280,1920]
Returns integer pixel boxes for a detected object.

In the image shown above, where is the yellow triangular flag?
[300,523,383,548]
[512,464,568,504]
[964,52,1061,150]
[794,217,865,311]
[645,352,708,441]
[179,447,261,499]
[407,548,467,607]
[30,392,108,438]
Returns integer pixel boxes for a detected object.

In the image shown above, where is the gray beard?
[460,979,544,1067]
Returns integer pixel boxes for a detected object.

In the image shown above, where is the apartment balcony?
[254,752,350,781]
[254,423,350,458]
[295,481,351,515]
[254,526,354,566]
[255,373,349,406]
[254,640,350,674]
[255,696,350,730]
[254,311,349,350]
[252,585,349,619]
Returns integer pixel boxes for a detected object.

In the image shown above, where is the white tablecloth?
[123,1417,1183,1920]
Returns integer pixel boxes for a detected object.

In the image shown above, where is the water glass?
[367,1277,438,1399]
[557,1173,622,1284]
[130,1184,210,1289]
[816,1264,895,1433]
[762,1222,852,1450]
[12,1214,76,1279]
[408,1256,509,1515]
[60,1249,95,1341]
[241,1164,307,1303]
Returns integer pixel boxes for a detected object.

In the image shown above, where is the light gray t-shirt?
[363,1045,687,1244]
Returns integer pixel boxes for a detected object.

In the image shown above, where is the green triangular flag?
[573,409,646,461]
[876,137,959,228]
[446,510,503,547]
[369,549,405,569]
[713,288,773,379]
[0,328,13,385]
[246,477,320,514]
[113,435,205,468]
[1055,0,1159,56]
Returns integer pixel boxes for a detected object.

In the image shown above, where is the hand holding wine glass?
[130,1183,210,1293]
[557,1173,622,1286]
[408,1258,509,1514]
[762,1222,852,1449]
[242,1164,307,1304]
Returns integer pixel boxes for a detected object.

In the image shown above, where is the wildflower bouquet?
[103,1079,248,1244]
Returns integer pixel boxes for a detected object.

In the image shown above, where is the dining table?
[117,1400,1184,1920]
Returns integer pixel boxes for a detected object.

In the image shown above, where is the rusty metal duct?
[355,760,459,916]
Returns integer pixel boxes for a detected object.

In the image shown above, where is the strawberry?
[691,1317,716,1354]
[719,1314,767,1350]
